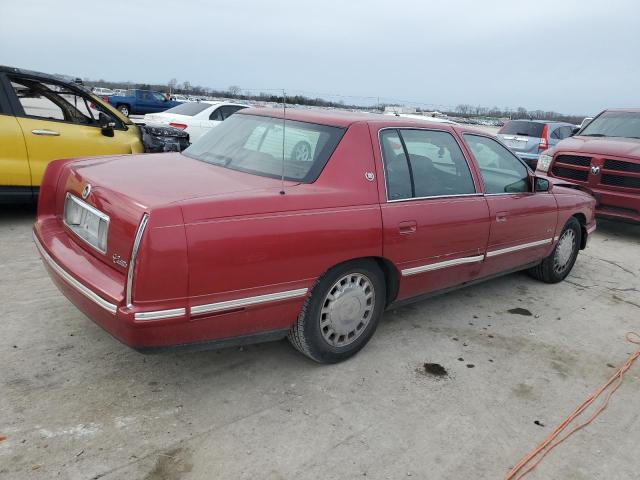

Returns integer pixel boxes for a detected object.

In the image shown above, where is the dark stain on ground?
[607,363,616,369]
[534,420,545,427]
[144,447,193,480]
[458,357,464,362]
[508,308,533,316]
[420,363,448,377]
[466,364,475,368]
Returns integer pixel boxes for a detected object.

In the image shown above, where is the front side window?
[10,77,119,127]
[380,128,476,200]
[183,114,345,182]
[463,134,530,194]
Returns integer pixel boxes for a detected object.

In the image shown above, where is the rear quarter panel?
[181,122,383,320]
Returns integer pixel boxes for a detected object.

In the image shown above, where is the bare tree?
[168,78,177,93]
[228,85,241,96]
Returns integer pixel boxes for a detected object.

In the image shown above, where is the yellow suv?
[0,66,144,202]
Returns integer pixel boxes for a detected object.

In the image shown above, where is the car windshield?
[164,102,210,116]
[183,114,345,182]
[579,111,640,139]
[498,121,545,137]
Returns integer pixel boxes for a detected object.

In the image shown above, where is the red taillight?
[538,124,549,152]
[169,123,188,130]
[102,96,109,102]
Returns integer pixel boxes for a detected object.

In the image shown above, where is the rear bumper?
[33,218,303,350]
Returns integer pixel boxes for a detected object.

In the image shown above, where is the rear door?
[376,127,491,301]
[461,134,557,277]
[6,75,139,187]
[0,76,31,196]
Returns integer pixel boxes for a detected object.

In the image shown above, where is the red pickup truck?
[536,109,640,223]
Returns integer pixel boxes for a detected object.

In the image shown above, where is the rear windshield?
[498,121,545,138]
[182,114,346,182]
[580,111,640,139]
[164,102,210,116]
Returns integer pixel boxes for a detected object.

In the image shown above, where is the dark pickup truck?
[106,89,182,117]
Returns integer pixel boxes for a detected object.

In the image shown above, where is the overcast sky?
[1,0,638,115]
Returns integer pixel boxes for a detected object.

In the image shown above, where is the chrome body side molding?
[191,288,309,315]
[401,254,485,277]
[486,238,553,258]
[134,308,186,321]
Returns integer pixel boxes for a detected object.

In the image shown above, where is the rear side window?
[498,120,545,138]
[463,134,529,194]
[380,129,476,200]
[164,102,210,116]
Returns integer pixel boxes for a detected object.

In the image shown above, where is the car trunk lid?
[55,152,288,272]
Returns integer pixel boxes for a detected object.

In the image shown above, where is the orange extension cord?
[505,332,640,480]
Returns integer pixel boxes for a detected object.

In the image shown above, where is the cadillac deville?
[33,109,596,363]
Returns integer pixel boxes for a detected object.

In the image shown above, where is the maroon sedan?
[34,109,596,363]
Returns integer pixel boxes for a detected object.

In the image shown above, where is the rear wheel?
[528,217,581,283]
[117,104,130,117]
[288,260,385,363]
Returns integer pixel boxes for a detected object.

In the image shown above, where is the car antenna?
[280,89,286,195]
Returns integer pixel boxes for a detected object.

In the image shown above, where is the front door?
[6,75,139,187]
[461,134,558,277]
[376,127,491,301]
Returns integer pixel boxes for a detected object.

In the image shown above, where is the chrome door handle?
[32,129,60,136]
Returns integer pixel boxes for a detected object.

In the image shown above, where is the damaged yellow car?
[0,65,144,202]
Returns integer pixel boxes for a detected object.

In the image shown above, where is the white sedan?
[143,101,248,143]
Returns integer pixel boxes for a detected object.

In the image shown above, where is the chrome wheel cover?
[553,229,576,274]
[320,273,375,347]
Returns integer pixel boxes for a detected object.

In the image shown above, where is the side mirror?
[571,127,580,136]
[98,112,116,137]
[534,176,551,192]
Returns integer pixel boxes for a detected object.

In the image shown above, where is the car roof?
[505,119,573,126]
[238,107,493,136]
[603,108,640,113]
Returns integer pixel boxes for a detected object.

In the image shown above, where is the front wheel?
[288,260,386,363]
[117,104,130,117]
[528,217,581,283]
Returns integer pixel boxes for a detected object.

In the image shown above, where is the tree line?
[83,77,586,123]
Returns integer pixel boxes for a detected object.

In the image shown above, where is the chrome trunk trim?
[126,214,149,308]
[191,288,309,315]
[486,238,553,258]
[33,232,118,314]
[401,254,485,276]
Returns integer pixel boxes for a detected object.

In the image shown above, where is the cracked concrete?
[1,207,639,480]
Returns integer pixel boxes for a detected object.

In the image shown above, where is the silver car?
[497,120,575,169]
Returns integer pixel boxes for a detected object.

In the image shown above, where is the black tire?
[288,260,386,363]
[290,140,313,162]
[117,104,130,117]
[528,217,581,283]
